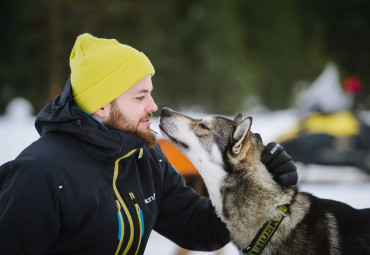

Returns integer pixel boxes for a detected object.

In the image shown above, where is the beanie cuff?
[73,52,155,114]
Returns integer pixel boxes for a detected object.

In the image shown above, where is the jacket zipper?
[129,192,144,255]
[113,149,137,255]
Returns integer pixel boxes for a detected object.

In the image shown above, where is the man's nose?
[147,96,158,113]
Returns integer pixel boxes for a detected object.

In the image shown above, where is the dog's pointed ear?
[233,113,243,124]
[232,117,252,154]
[234,112,243,124]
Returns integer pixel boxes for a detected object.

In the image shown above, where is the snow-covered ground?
[1,98,369,255]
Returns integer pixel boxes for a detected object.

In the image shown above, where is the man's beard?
[103,100,157,149]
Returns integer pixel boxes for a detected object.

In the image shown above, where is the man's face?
[103,75,158,148]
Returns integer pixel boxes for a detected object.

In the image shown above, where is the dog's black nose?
[161,107,173,117]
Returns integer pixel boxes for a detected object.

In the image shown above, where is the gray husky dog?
[159,107,370,255]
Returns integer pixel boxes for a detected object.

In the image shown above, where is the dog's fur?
[159,108,370,255]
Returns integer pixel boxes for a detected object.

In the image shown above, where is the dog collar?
[243,205,289,255]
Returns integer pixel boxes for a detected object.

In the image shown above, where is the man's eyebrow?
[135,88,153,94]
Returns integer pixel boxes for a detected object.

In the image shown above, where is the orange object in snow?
[157,139,199,176]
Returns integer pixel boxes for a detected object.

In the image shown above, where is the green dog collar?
[243,205,289,255]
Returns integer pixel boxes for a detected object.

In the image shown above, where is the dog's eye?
[199,123,209,130]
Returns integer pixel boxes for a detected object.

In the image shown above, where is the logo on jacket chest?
[144,193,156,204]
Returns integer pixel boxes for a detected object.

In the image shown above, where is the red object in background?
[342,75,363,94]
[157,139,199,176]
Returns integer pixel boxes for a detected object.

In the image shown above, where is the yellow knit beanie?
[69,33,155,114]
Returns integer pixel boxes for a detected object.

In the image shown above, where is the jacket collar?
[35,78,146,162]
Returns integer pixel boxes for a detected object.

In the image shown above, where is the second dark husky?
[159,107,370,255]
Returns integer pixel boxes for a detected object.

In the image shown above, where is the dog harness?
[243,205,289,255]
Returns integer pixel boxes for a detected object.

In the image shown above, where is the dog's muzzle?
[161,107,173,117]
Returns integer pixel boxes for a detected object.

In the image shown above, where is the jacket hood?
[35,78,145,162]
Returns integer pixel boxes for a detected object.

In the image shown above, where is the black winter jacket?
[0,79,230,255]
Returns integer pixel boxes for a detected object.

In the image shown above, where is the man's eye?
[136,96,145,101]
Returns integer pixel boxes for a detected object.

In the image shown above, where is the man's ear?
[232,117,252,154]
[92,105,110,122]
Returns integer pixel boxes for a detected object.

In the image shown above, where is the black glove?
[261,142,298,185]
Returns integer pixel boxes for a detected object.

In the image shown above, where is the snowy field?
[1,98,369,255]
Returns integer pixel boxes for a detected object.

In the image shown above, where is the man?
[0,33,297,255]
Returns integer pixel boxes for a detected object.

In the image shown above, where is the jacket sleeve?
[0,160,60,255]
[153,155,230,251]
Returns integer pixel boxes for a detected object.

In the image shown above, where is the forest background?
[1,0,369,115]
